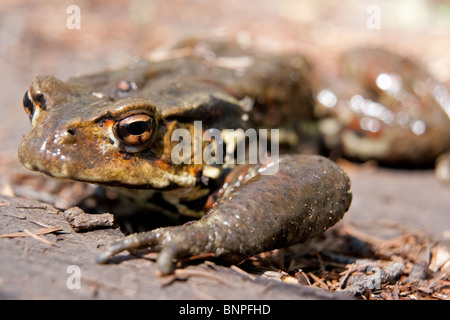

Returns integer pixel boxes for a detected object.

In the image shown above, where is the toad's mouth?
[19,159,196,190]
[18,134,199,190]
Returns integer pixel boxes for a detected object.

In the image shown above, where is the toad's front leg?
[96,155,352,274]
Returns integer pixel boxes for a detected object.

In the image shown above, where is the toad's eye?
[23,90,47,122]
[23,91,35,121]
[114,114,154,146]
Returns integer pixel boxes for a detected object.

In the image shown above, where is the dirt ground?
[0,0,449,300]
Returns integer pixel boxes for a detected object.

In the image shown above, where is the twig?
[340,223,387,246]
[338,264,358,289]
[15,206,49,210]
[1,226,62,238]
[308,272,329,289]
[160,269,234,287]
[23,229,55,246]
[29,220,55,228]
[231,265,256,281]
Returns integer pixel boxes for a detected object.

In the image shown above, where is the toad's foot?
[97,155,352,274]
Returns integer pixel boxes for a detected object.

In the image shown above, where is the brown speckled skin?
[19,40,450,272]
[19,39,353,274]
[18,39,315,190]
[97,155,351,274]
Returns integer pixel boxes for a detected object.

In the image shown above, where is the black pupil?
[127,121,148,135]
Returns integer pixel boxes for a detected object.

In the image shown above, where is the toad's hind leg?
[97,155,352,274]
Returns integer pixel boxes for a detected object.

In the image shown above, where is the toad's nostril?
[67,128,76,136]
